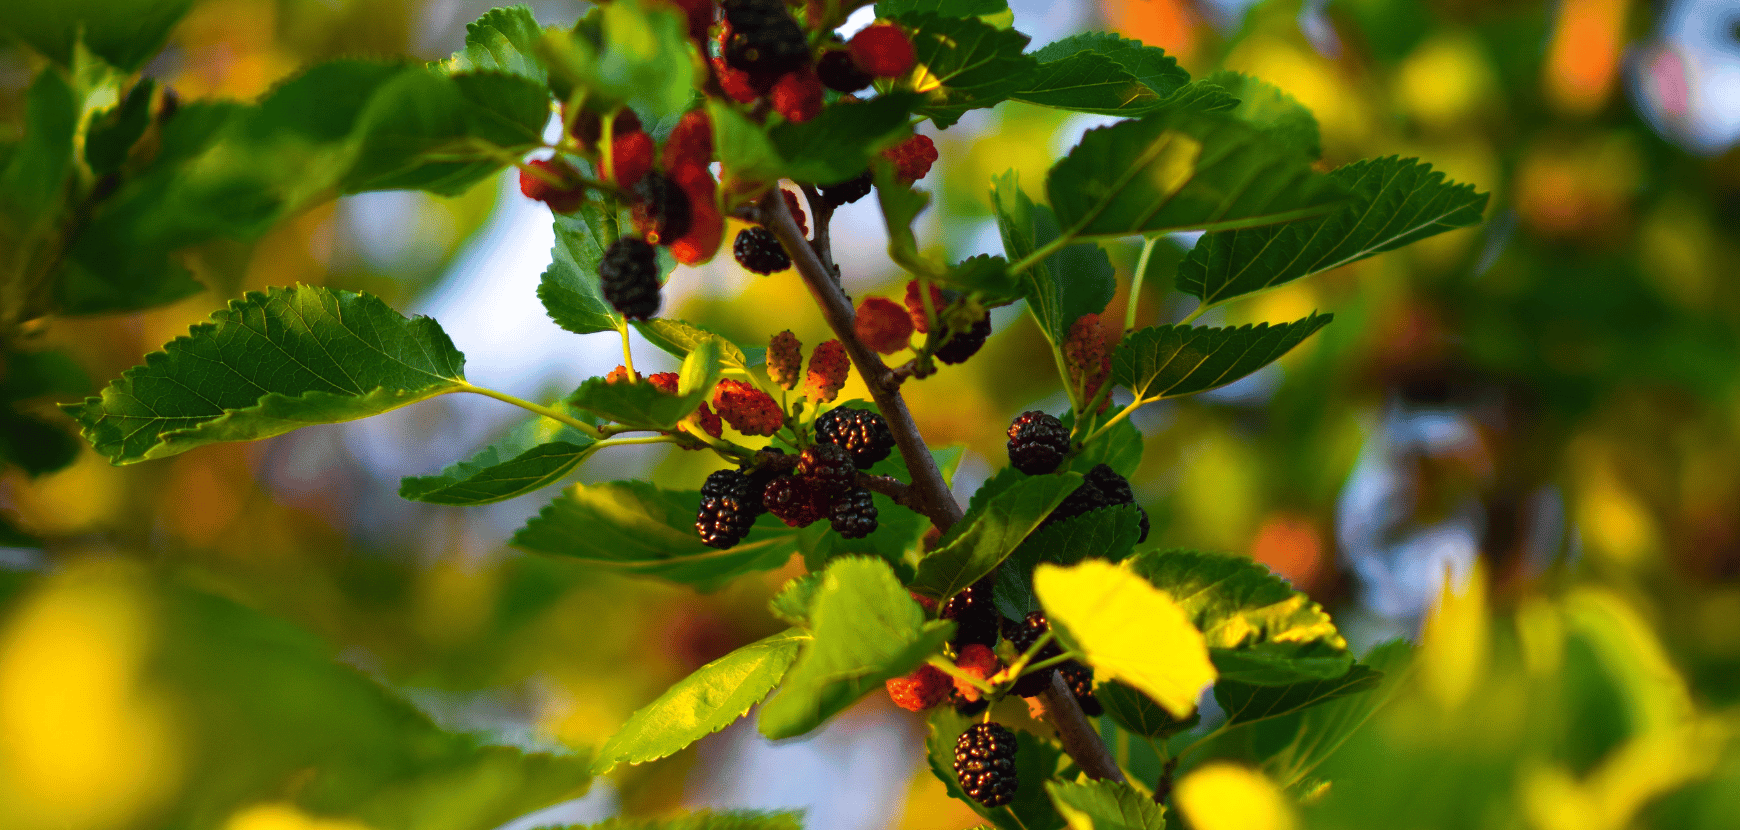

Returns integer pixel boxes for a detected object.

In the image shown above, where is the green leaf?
[1097,680,1199,739]
[1152,78,1241,115]
[1111,314,1332,404]
[566,339,719,429]
[895,13,1035,129]
[0,69,78,223]
[993,503,1145,619]
[1177,157,1490,308]
[911,473,1081,600]
[538,3,698,119]
[768,573,823,627]
[875,0,1009,18]
[768,93,923,184]
[633,318,765,374]
[1046,779,1167,829]
[0,349,89,402]
[758,557,954,739]
[343,69,550,194]
[513,480,800,589]
[1125,549,1351,684]
[1046,109,1348,239]
[399,405,597,505]
[1063,410,1142,477]
[592,629,806,774]
[1250,640,1411,786]
[1034,559,1217,717]
[85,79,157,175]
[1214,664,1383,728]
[1013,33,1188,116]
[926,708,1067,830]
[65,286,466,465]
[540,205,643,335]
[0,407,80,477]
[443,5,547,85]
[1200,71,1320,160]
[0,0,197,70]
[874,163,940,278]
[991,171,1115,359]
[574,812,804,830]
[938,254,1020,299]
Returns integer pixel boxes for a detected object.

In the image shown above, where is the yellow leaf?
[1418,560,1488,711]
[1174,763,1298,830]
[1033,560,1216,717]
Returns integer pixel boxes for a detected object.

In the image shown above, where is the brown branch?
[1040,672,1127,783]
[757,189,963,531]
[857,473,920,511]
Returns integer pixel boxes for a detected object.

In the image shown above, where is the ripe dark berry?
[598,237,661,320]
[829,487,878,538]
[632,171,693,245]
[721,0,809,76]
[1042,463,1149,541]
[1004,611,1064,697]
[954,723,1019,808]
[1059,661,1101,716]
[733,227,790,274]
[762,474,830,527]
[696,470,759,549]
[1006,410,1069,475]
[819,170,872,206]
[934,313,991,365]
[815,406,894,469]
[796,442,856,496]
[941,577,998,649]
[817,49,872,92]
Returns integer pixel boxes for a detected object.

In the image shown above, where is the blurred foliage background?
[2,0,1739,828]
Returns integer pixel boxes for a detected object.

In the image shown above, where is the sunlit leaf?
[634,319,765,374]
[758,558,953,739]
[994,503,1145,619]
[1201,71,1320,160]
[1177,157,1488,307]
[927,708,1067,830]
[1111,315,1332,405]
[399,405,597,505]
[592,629,806,774]
[567,339,719,430]
[1174,763,1298,830]
[767,573,823,627]
[1034,559,1217,717]
[66,286,466,465]
[538,2,698,118]
[85,79,156,176]
[992,172,1116,363]
[1047,109,1347,239]
[1046,778,1167,829]
[1097,680,1199,739]
[443,5,547,85]
[1013,33,1188,116]
[541,204,675,336]
[895,13,1034,128]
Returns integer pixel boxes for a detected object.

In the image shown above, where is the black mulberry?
[1006,410,1069,474]
[1059,661,1101,716]
[816,406,894,469]
[632,170,693,244]
[934,314,991,365]
[733,227,791,274]
[941,576,998,649]
[598,237,661,320]
[796,442,856,496]
[721,0,809,76]
[954,723,1019,807]
[816,49,872,93]
[829,487,878,539]
[819,170,872,207]
[696,469,758,549]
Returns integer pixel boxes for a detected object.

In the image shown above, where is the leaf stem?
[1077,397,1144,448]
[1127,235,1158,333]
[457,383,603,439]
[619,325,637,379]
[925,655,993,693]
[1178,303,1208,327]
[1007,233,1069,276]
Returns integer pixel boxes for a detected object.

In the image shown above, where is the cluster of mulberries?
[1044,462,1150,543]
[1002,611,1100,714]
[693,451,784,549]
[711,2,914,125]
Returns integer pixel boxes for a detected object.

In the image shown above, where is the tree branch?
[1040,672,1127,783]
[757,189,963,530]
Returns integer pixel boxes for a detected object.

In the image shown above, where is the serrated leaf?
[1034,559,1216,717]
[1251,640,1410,785]
[540,205,640,335]
[1046,109,1348,239]
[574,811,804,830]
[1201,71,1320,160]
[538,3,697,118]
[911,473,1081,600]
[443,5,547,85]
[85,79,156,175]
[758,558,954,739]
[1013,34,1187,116]
[1214,664,1383,728]
[875,163,940,277]
[399,405,597,505]
[566,339,719,430]
[1153,78,1241,115]
[1046,779,1167,830]
[345,68,550,194]
[895,13,1035,129]
[633,319,764,374]
[769,93,922,183]
[0,0,196,70]
[993,503,1144,619]
[938,254,1019,299]
[1097,680,1199,739]
[1111,314,1332,404]
[592,629,806,774]
[1125,549,1351,684]
[1177,157,1489,308]
[768,573,823,627]
[513,480,799,589]
[926,708,1067,830]
[66,286,466,465]
[875,0,1008,18]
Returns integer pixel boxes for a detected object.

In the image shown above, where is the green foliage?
[1126,549,1351,684]
[1201,71,1322,160]
[0,349,87,477]
[1244,640,1411,787]
[1177,157,1489,308]
[566,340,720,430]
[0,0,197,71]
[1097,679,1200,739]
[1014,33,1189,116]
[633,318,765,375]
[895,12,1035,128]
[542,205,640,335]
[926,708,1067,830]
[592,629,806,774]
[758,558,953,739]
[911,473,1081,599]
[993,503,1146,618]
[512,480,800,588]
[1046,779,1167,829]
[571,812,803,830]
[539,2,698,117]
[443,5,547,84]
[1112,314,1333,405]
[67,286,467,465]
[84,78,157,175]
[714,94,921,185]
[875,0,1009,18]
[1215,664,1385,728]
[1046,109,1348,239]
[399,405,598,505]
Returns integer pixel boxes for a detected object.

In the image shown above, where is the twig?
[1040,671,1127,782]
[857,473,921,510]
